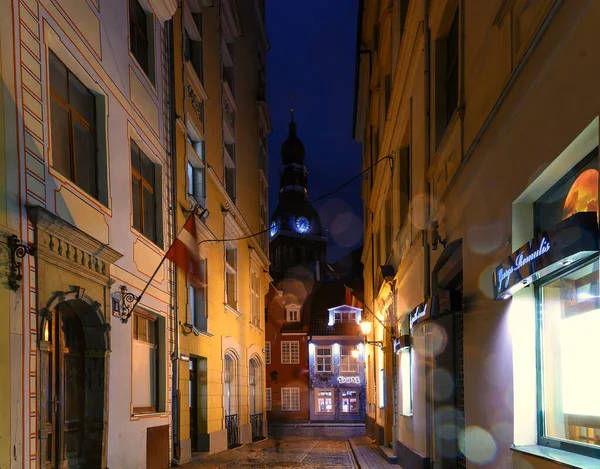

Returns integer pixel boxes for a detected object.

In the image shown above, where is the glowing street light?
[360,320,372,336]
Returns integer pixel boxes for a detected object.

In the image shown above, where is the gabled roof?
[308,281,361,337]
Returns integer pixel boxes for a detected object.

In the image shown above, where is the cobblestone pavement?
[180,427,362,468]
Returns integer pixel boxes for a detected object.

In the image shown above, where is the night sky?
[266,1,364,263]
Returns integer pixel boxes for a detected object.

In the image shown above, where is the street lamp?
[360,320,372,336]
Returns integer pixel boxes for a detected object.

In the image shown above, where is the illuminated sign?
[409,298,432,329]
[493,212,599,300]
[337,376,360,384]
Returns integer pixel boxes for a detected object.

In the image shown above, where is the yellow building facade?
[356,0,600,468]
[170,0,271,462]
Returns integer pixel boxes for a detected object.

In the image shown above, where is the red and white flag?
[165,212,203,277]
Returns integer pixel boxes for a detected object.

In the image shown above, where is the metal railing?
[250,413,264,441]
[225,414,239,448]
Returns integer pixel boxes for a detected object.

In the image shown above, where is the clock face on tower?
[295,216,311,233]
[270,220,280,237]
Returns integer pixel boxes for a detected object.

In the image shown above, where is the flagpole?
[120,204,203,322]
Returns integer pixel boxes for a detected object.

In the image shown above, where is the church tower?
[269,112,327,282]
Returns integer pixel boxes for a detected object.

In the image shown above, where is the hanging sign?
[493,212,599,300]
[393,335,411,354]
[409,298,432,329]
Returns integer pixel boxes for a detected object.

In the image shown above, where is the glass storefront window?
[316,389,333,413]
[400,347,413,416]
[341,390,358,413]
[538,259,600,455]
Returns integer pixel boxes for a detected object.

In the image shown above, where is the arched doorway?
[39,293,108,469]
[224,352,240,448]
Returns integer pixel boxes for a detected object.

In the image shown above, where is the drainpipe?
[166,16,180,465]
[422,0,433,464]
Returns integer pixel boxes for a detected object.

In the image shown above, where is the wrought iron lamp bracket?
[7,235,35,291]
[113,285,140,324]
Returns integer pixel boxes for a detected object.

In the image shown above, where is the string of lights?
[197,154,395,246]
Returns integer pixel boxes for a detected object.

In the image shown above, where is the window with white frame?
[334,310,357,324]
[282,387,299,411]
[340,346,358,373]
[281,341,299,364]
[225,242,237,310]
[341,390,358,413]
[265,341,271,365]
[266,387,272,411]
[315,389,334,413]
[186,122,206,207]
[251,269,260,327]
[183,7,203,82]
[316,347,332,373]
[285,306,300,322]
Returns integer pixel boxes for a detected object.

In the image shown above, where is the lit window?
[340,347,358,373]
[378,369,385,408]
[316,389,334,413]
[282,387,299,411]
[316,347,332,373]
[341,390,358,413]
[188,256,207,332]
[281,341,299,364]
[538,260,600,454]
[186,125,206,207]
[400,347,413,416]
[334,310,357,324]
[132,312,161,414]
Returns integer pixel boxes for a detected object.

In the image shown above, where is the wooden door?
[40,303,85,468]
[189,358,198,452]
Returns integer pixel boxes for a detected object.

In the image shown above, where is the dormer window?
[334,310,356,324]
[285,306,301,322]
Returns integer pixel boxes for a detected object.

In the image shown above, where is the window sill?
[511,445,600,468]
[131,411,168,419]
[224,303,243,318]
[249,322,262,333]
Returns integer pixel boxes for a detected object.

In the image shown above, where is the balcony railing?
[250,413,264,441]
[225,414,239,448]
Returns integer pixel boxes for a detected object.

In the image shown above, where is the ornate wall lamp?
[7,234,35,291]
[430,221,447,251]
[270,370,279,381]
[111,285,140,323]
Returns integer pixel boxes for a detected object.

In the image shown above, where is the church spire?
[289,92,296,135]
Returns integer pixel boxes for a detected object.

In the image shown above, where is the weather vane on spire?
[289,92,295,122]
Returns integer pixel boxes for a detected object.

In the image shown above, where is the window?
[285,307,300,322]
[316,347,332,373]
[49,52,98,199]
[281,341,299,364]
[400,347,413,416]
[224,354,237,416]
[129,0,154,82]
[265,341,271,365]
[184,12,204,82]
[132,312,160,413]
[131,140,161,245]
[379,368,385,408]
[251,269,260,327]
[249,359,261,415]
[266,387,272,411]
[341,390,358,414]
[225,243,237,310]
[340,347,358,373]
[334,310,357,324]
[189,256,207,332]
[186,134,206,207]
[282,387,299,412]
[397,145,411,228]
[224,143,236,201]
[538,260,600,456]
[445,11,459,124]
[316,389,334,413]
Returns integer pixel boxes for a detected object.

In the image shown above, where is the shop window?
[400,347,413,416]
[316,389,334,413]
[378,369,385,408]
[282,387,299,411]
[341,390,358,413]
[534,149,598,235]
[537,260,600,455]
[316,347,332,373]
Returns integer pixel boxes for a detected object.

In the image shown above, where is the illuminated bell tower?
[269,109,327,283]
